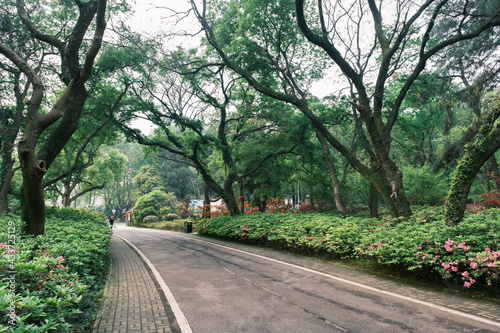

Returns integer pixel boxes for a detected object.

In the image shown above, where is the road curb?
[118,236,193,333]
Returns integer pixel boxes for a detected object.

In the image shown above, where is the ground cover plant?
[0,207,111,332]
[197,207,499,297]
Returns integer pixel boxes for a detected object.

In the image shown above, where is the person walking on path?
[108,216,114,229]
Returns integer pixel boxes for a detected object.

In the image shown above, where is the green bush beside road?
[0,207,111,332]
[197,207,500,297]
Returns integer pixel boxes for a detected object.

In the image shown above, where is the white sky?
[128,0,195,35]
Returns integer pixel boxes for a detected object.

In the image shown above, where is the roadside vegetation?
[2,0,500,329]
[0,208,111,332]
[196,206,500,298]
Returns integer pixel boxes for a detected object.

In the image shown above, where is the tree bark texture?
[445,105,500,225]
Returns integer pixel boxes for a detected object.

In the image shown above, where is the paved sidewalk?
[92,232,174,333]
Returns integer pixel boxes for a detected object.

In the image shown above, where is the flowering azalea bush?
[0,207,111,332]
[198,207,499,296]
[437,239,498,289]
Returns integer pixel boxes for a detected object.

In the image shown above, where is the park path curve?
[93,222,500,332]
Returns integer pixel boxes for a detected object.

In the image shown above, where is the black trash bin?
[184,220,193,233]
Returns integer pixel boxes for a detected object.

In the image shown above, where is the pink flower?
[241,233,246,236]
[444,244,453,251]
[446,239,454,246]
[457,242,470,252]
[470,262,477,269]
[464,281,471,288]
[442,263,450,269]
[487,263,496,267]
[461,271,468,277]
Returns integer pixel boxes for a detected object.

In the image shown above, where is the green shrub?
[143,215,159,224]
[132,190,167,224]
[142,220,185,232]
[0,207,111,332]
[164,213,180,221]
[198,208,499,296]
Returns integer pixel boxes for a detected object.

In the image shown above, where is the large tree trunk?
[19,142,47,235]
[316,130,348,216]
[222,180,241,215]
[445,106,500,225]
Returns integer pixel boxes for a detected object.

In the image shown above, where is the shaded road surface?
[114,225,500,333]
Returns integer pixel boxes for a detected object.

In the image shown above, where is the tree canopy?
[1,0,499,234]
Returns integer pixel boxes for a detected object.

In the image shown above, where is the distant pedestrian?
[109,216,114,229]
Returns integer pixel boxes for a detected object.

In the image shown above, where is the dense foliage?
[0,208,111,332]
[197,208,499,296]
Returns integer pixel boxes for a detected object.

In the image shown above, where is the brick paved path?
[92,235,174,333]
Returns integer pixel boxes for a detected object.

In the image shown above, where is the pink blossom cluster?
[368,242,384,250]
[444,239,471,252]
[441,240,499,288]
[0,243,17,255]
[444,239,454,251]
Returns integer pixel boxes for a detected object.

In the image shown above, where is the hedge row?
[197,207,499,296]
[0,207,111,332]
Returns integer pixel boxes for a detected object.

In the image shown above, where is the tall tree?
[0,0,108,235]
[189,0,404,217]
[0,0,31,213]
[118,45,301,215]
[188,0,500,219]
[444,96,500,224]
[295,0,500,219]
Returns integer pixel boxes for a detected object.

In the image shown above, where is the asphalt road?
[115,226,500,333]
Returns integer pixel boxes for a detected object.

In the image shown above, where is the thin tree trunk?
[203,182,211,219]
[0,74,26,214]
[488,155,500,189]
[369,184,379,218]
[238,180,245,212]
